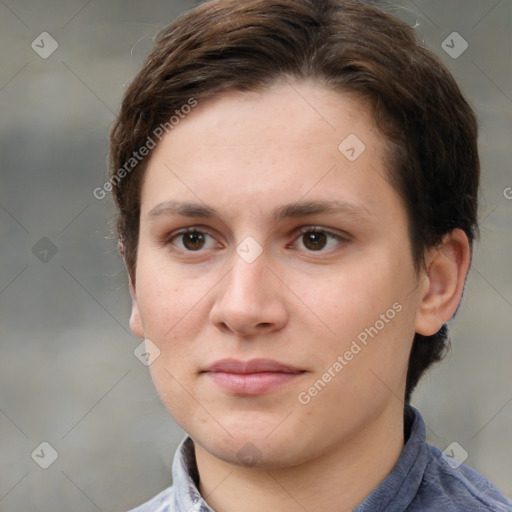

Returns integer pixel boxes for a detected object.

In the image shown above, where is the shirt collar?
[171,406,428,512]
[353,405,430,511]
[171,436,213,512]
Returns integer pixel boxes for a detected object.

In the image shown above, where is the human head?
[108,0,479,403]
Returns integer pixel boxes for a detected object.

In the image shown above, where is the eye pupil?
[303,231,327,250]
[183,232,205,250]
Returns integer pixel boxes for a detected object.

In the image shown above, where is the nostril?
[218,322,231,333]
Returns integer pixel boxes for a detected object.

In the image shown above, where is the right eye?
[167,228,220,251]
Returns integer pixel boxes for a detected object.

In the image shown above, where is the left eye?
[292,228,345,251]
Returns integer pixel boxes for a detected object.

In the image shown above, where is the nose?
[209,251,288,337]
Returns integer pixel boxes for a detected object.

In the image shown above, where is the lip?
[202,358,305,395]
[203,358,304,374]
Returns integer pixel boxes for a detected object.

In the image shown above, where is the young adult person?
[108,1,512,510]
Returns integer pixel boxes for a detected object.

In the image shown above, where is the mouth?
[201,358,306,395]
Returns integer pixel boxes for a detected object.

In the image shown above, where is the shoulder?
[126,485,174,512]
[414,443,512,511]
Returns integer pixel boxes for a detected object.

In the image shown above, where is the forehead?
[162,81,373,152]
[139,80,402,225]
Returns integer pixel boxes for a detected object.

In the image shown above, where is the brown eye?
[292,227,347,252]
[302,231,328,251]
[181,231,206,251]
[167,227,221,253]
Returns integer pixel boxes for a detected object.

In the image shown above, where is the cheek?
[134,261,224,397]
[138,291,210,357]
[301,258,416,389]
[135,251,213,340]
[295,263,399,339]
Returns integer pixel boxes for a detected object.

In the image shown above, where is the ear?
[128,276,145,339]
[415,229,471,336]
[118,241,144,339]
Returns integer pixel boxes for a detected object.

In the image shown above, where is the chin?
[200,437,309,469]
[190,415,322,470]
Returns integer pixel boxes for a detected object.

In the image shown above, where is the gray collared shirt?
[128,407,511,511]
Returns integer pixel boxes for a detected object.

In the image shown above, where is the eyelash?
[165,226,349,254]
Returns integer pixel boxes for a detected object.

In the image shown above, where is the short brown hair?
[108,0,479,403]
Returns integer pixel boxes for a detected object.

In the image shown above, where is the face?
[129,81,429,468]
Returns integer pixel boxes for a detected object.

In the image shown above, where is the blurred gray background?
[0,1,510,510]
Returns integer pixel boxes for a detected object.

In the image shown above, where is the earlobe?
[415,229,471,336]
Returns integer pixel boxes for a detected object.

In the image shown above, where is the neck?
[194,404,405,512]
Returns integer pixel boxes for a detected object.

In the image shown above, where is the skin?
[128,80,470,512]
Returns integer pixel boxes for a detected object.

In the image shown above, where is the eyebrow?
[273,200,373,222]
[147,199,374,225]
